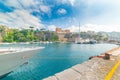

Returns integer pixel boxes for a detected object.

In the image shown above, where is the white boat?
[75,23,97,44]
[75,22,82,44]
[0,47,44,78]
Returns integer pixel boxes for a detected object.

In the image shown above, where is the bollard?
[104,53,110,60]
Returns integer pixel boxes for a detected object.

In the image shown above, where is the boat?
[0,47,44,79]
[75,38,83,44]
[89,40,97,44]
[75,38,97,44]
[75,23,97,44]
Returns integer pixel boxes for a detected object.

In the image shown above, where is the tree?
[0,25,6,37]
[3,30,14,42]
[52,34,58,41]
[2,28,38,42]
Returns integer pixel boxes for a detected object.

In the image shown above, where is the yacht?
[0,47,44,78]
[75,39,97,44]
[75,23,97,44]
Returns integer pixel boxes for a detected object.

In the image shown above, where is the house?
[55,28,70,42]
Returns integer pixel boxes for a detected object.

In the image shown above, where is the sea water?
[1,43,117,80]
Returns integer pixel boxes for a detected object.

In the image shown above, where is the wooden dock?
[44,47,120,80]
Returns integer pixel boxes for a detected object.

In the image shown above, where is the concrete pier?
[44,47,120,80]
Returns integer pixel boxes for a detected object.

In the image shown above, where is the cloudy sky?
[0,0,120,32]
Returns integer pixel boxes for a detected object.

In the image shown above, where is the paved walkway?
[111,55,120,80]
[44,47,120,80]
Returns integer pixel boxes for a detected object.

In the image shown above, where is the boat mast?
[79,22,80,38]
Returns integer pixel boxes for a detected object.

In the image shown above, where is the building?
[55,28,70,42]
[56,28,70,33]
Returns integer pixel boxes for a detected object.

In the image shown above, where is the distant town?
[0,25,119,44]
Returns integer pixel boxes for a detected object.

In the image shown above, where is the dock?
[44,47,120,80]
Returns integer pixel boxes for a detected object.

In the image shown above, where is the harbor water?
[1,43,118,80]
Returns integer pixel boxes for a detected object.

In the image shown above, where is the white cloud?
[40,5,51,13]
[19,0,39,8]
[0,0,48,29]
[1,0,120,32]
[47,25,57,31]
[83,0,120,6]
[1,0,51,13]
[0,10,44,29]
[69,0,75,6]
[1,0,37,10]
[1,0,22,9]
[67,24,120,32]
[57,9,67,14]
[61,0,75,6]
[67,25,79,32]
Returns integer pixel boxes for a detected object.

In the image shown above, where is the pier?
[44,47,120,80]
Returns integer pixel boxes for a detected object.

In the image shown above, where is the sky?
[0,0,120,32]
